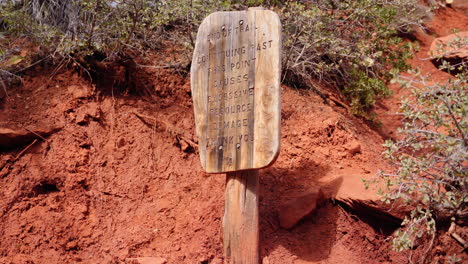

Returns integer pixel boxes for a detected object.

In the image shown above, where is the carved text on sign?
[191,10,281,173]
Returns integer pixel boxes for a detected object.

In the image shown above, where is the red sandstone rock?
[429,31,468,61]
[68,85,91,99]
[279,188,326,229]
[0,126,61,149]
[346,140,362,155]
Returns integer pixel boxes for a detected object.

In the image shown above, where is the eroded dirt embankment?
[0,5,466,264]
[0,56,403,264]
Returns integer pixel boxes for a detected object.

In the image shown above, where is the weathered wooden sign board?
[191,8,281,173]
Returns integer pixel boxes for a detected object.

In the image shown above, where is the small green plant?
[1,0,177,59]
[376,36,467,262]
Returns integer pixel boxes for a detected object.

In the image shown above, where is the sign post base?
[223,170,260,264]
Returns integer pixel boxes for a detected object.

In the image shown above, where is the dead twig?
[135,62,182,69]
[0,78,8,98]
[448,220,468,252]
[0,69,23,86]
[14,139,38,161]
[327,94,349,110]
[2,139,40,178]
[14,56,49,74]
[132,110,156,127]
[69,56,92,82]
[48,56,69,80]
[23,128,50,154]
[24,127,48,142]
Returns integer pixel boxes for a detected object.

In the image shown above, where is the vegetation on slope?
[1,0,428,114]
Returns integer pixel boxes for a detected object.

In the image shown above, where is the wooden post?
[223,170,259,264]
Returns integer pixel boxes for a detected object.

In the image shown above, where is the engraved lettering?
[209,103,252,116]
[207,24,258,41]
[213,74,250,89]
[211,118,252,131]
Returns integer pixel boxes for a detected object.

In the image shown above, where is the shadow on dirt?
[259,159,345,262]
[335,199,402,237]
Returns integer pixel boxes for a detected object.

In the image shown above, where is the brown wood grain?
[223,170,259,264]
[191,9,281,173]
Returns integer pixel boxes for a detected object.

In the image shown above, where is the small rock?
[346,140,361,155]
[125,257,167,264]
[68,85,90,99]
[65,240,78,251]
[0,128,22,148]
[180,139,190,152]
[279,188,326,229]
[429,31,468,69]
[338,151,347,158]
[76,112,90,125]
[0,126,61,149]
[117,137,126,148]
[85,102,101,120]
[76,204,88,218]
[76,102,101,125]
[434,246,443,254]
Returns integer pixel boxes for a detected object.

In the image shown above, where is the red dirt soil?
[0,6,466,264]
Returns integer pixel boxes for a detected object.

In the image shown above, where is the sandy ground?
[0,5,466,264]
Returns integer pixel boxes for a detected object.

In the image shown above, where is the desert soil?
[0,5,466,264]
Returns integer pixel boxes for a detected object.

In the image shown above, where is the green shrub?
[0,0,269,60]
[280,0,424,116]
[2,0,429,115]
[376,36,467,262]
[1,0,178,58]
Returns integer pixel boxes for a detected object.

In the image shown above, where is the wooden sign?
[191,8,282,173]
